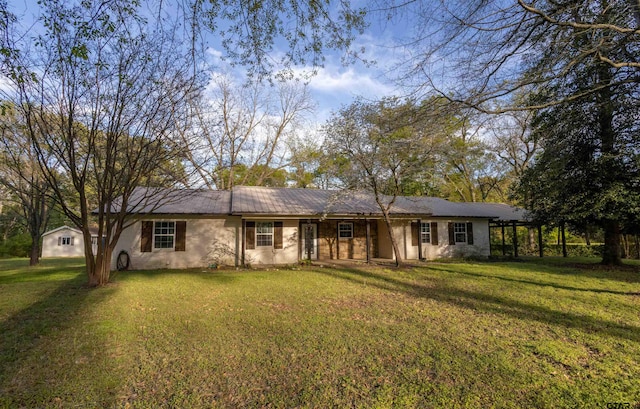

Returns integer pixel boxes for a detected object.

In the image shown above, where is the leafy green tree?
[0,104,53,265]
[1,0,201,284]
[377,0,639,264]
[517,1,640,265]
[323,97,439,265]
[192,0,367,80]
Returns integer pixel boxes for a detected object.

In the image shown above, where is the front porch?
[299,219,382,262]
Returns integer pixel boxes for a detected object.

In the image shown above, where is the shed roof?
[41,225,82,237]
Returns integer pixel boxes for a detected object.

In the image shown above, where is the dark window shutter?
[175,221,186,251]
[448,222,455,245]
[467,222,474,245]
[246,221,255,250]
[70,237,74,246]
[431,222,439,245]
[411,222,419,246]
[274,221,283,249]
[141,221,153,252]
[58,237,61,246]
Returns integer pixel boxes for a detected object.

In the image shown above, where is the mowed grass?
[1,257,639,408]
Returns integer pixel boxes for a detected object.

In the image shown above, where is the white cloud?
[306,66,395,97]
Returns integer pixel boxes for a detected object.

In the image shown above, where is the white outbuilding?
[41,225,102,258]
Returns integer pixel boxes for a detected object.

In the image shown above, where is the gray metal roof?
[112,186,528,220]
[460,202,531,222]
[120,187,231,214]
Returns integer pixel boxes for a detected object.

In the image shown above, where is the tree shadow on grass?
[313,266,640,344]
[113,267,254,284]
[490,257,640,284]
[425,264,639,296]
[0,271,116,406]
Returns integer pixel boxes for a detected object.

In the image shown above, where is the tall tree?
[0,104,52,265]
[377,0,640,264]
[1,0,201,284]
[514,1,640,265]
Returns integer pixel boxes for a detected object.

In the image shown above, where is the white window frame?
[338,222,353,239]
[61,236,72,246]
[154,221,176,249]
[454,222,467,243]
[420,223,431,244]
[256,222,274,247]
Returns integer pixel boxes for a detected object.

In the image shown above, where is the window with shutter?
[430,222,439,245]
[246,221,256,249]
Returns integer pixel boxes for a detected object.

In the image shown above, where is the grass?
[0,257,639,408]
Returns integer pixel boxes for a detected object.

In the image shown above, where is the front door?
[301,223,318,260]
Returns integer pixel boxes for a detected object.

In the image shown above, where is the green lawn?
[1,257,639,408]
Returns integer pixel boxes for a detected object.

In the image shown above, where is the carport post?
[538,224,544,258]
[365,219,371,263]
[512,221,518,258]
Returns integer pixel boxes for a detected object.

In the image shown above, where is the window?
[61,236,72,246]
[420,223,431,244]
[256,222,273,247]
[338,222,353,239]
[154,221,175,249]
[454,222,467,243]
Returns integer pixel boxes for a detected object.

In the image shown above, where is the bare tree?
[379,0,639,111]
[488,111,538,180]
[182,76,314,189]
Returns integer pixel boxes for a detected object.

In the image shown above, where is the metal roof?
[112,186,528,221]
[120,187,231,214]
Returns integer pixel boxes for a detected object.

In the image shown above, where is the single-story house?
[41,225,103,258]
[109,186,526,270]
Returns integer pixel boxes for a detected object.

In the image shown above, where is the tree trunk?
[382,212,403,267]
[621,234,629,259]
[601,220,622,265]
[527,227,536,253]
[585,227,591,246]
[29,238,40,266]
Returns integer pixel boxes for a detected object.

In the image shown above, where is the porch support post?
[306,219,312,261]
[365,218,371,263]
[512,221,519,258]
[241,219,246,266]
[538,224,544,258]
[501,223,506,256]
[488,221,492,257]
[561,221,567,258]
[417,219,423,261]
[336,221,340,260]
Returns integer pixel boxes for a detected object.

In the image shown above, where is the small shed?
[41,226,104,258]
[41,226,85,258]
